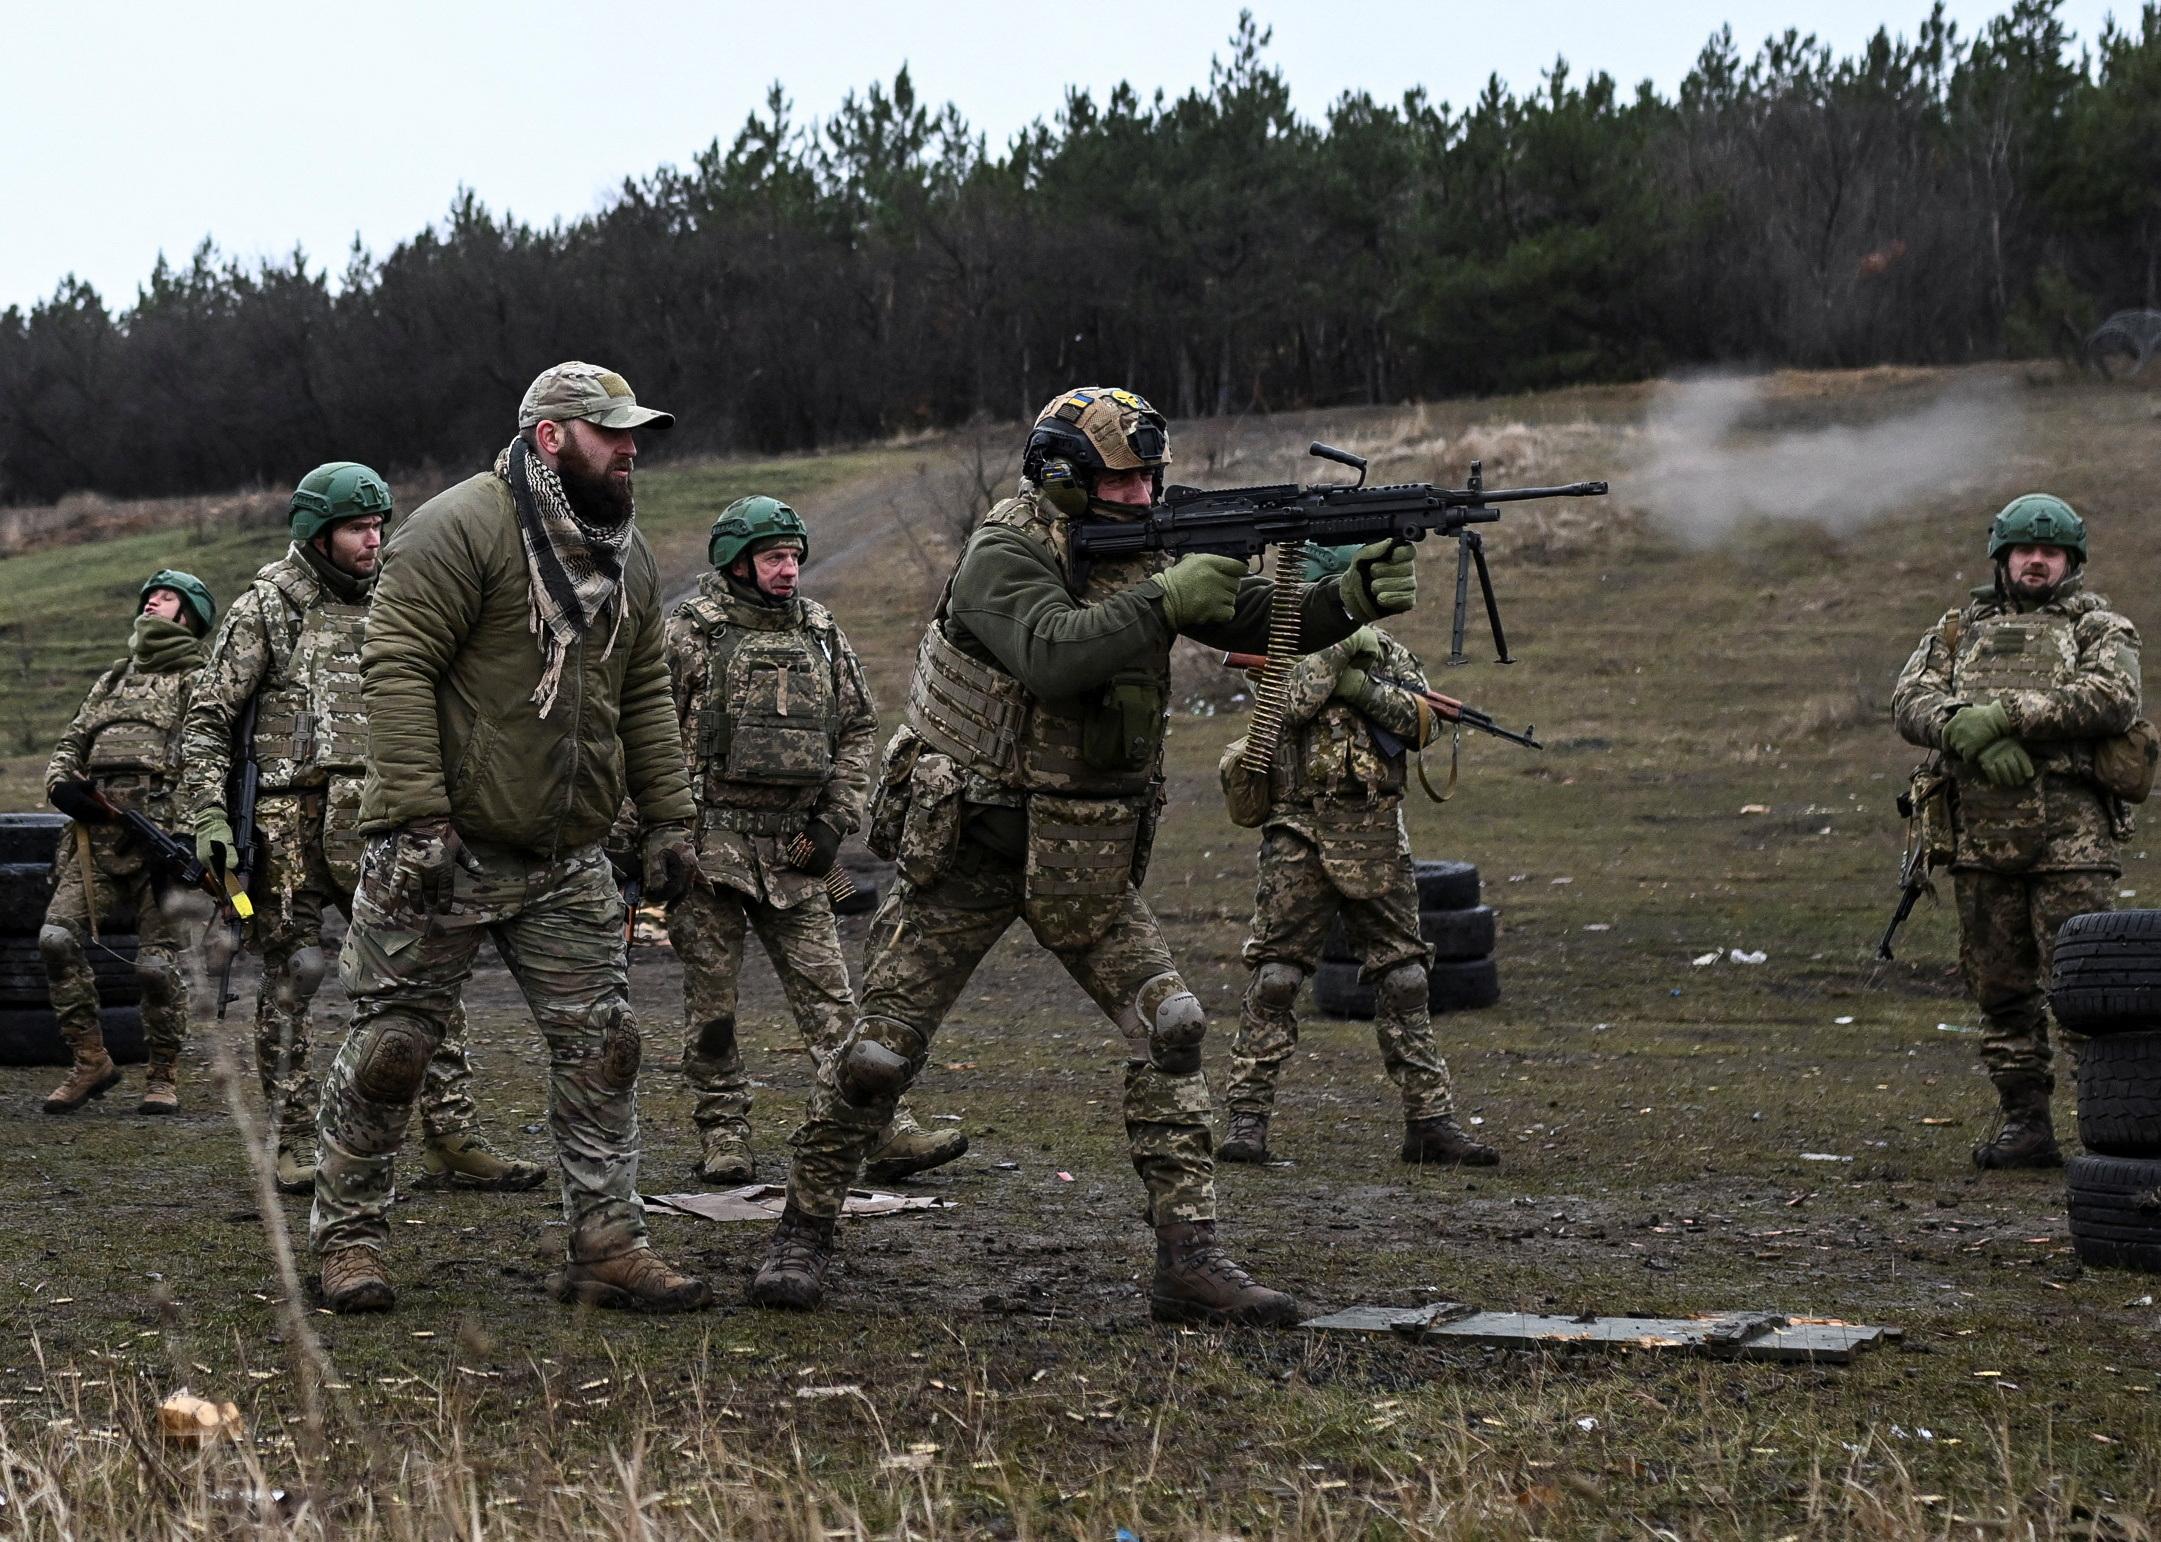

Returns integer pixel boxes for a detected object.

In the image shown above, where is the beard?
[556,435,635,527]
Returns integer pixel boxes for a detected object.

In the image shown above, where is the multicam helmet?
[708,495,809,570]
[289,461,393,542]
[1022,386,1170,514]
[1988,493,2086,565]
[138,569,216,635]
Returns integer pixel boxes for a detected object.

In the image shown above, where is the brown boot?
[1218,1112,1271,1164]
[1973,1079,2062,1170]
[1150,1221,1301,1327]
[552,1249,712,1313]
[748,1205,837,1310]
[42,1051,122,1115]
[1402,1114,1499,1167]
[696,1127,755,1186]
[319,1246,395,1313]
[863,1107,968,1183]
[416,1132,548,1191]
[137,1058,179,1116]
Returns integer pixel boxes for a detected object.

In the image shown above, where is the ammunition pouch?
[2094,718,2160,804]
[897,751,966,888]
[1022,793,1145,949]
[1218,736,1270,829]
[1081,670,1165,774]
[865,730,926,862]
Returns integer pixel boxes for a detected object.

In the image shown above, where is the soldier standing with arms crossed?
[184,464,543,1194]
[311,362,708,1314]
[1892,495,2144,1169]
[749,386,1416,1322]
[666,495,966,1185]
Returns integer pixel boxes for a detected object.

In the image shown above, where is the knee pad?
[1251,962,1304,1014]
[291,946,329,997]
[596,1003,642,1090]
[1135,972,1206,1076]
[1377,962,1427,1014]
[691,1014,737,1062]
[37,923,78,970]
[352,1020,433,1103]
[134,949,184,1006]
[834,1015,925,1105]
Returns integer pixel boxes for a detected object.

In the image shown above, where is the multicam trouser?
[40,824,200,1059]
[1952,867,2116,1087]
[312,835,644,1263]
[666,881,854,1143]
[251,792,481,1144]
[784,848,1216,1226]
[1228,826,1452,1121]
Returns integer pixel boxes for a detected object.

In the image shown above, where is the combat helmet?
[289,461,393,542]
[708,495,809,570]
[138,569,216,636]
[1988,493,2086,566]
[1023,386,1170,515]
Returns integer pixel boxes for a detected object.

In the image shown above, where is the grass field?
[2,366,2160,1537]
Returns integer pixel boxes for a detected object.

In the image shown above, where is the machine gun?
[1877,761,1952,962]
[215,696,263,1018]
[1074,442,1605,771]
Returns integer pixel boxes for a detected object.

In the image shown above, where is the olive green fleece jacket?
[357,469,695,854]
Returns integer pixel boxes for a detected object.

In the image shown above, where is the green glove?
[1944,701,2012,760]
[1154,553,1248,631]
[1976,737,2036,787]
[1330,666,1376,708]
[1342,625,1382,665]
[195,811,236,874]
[1342,540,1416,622]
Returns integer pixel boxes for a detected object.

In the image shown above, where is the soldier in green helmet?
[41,570,217,1114]
[1893,493,2144,1168]
[1216,544,1497,1169]
[182,462,542,1194]
[663,496,965,1186]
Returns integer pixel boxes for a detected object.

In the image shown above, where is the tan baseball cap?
[518,361,675,432]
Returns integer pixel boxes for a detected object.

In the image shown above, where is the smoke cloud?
[1635,376,2022,546]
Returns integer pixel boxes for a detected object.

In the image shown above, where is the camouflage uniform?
[180,543,483,1149]
[1892,576,2141,1089]
[41,618,205,1069]
[662,572,880,1160]
[1227,628,1455,1126]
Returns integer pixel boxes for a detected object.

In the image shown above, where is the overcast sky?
[0,0,2131,314]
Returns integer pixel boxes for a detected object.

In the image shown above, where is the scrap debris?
[646,1184,952,1223]
[158,1391,245,1442]
[1302,1303,1900,1364]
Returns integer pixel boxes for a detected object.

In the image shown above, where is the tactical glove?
[1342,625,1383,666]
[644,823,700,905]
[1976,737,2037,788]
[1332,665,1384,711]
[49,779,107,825]
[1944,702,2012,760]
[1154,553,1248,631]
[795,820,843,878]
[194,810,236,874]
[1342,539,1417,622]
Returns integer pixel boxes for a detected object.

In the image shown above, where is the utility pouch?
[1022,793,1144,949]
[322,773,366,893]
[2094,717,2160,804]
[1218,736,1270,829]
[865,730,924,862]
[1081,670,1164,774]
[896,750,964,887]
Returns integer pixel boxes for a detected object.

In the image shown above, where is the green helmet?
[289,461,393,542]
[138,569,216,635]
[1988,493,2086,564]
[708,495,809,570]
[1303,543,1359,582]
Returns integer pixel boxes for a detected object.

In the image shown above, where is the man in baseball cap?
[518,361,676,434]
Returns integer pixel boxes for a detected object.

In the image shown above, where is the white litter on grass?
[2121,890,2138,899]
[1575,1416,1599,1431]
[1835,1016,1856,1025]
[1730,949,1767,965]
[1584,923,1612,931]
[1800,1152,1854,1163]
[1692,952,1720,967]
[1936,1022,1980,1035]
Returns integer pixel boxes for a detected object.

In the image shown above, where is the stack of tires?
[2048,910,2161,1273]
[0,812,145,1067]
[1314,859,1501,1020]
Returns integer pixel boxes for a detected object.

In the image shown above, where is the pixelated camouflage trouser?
[1229,826,1450,1121]
[251,793,479,1144]
[40,824,197,1060]
[785,851,1216,1226]
[1953,866,2116,1087]
[666,880,856,1141]
[312,836,645,1263]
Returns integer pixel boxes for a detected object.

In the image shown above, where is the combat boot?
[552,1249,712,1313]
[1218,1112,1271,1164]
[863,1108,968,1183]
[696,1128,755,1186]
[748,1205,836,1310]
[42,1050,122,1115]
[1149,1221,1302,1327]
[416,1132,548,1191]
[1973,1080,2062,1170]
[273,1142,315,1195]
[137,1058,179,1116]
[319,1246,395,1313]
[1401,1114,1500,1167]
